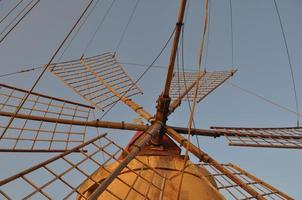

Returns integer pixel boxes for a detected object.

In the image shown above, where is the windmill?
[0,0,301,199]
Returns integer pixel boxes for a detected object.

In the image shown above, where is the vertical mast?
[162,0,187,97]
[154,0,187,129]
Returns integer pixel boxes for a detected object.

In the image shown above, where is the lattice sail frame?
[0,132,292,200]
[0,134,167,200]
[199,163,293,200]
[170,69,236,102]
[49,52,143,111]
[0,83,93,152]
[211,126,302,149]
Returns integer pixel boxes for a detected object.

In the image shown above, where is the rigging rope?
[83,0,117,55]
[177,0,208,198]
[0,0,40,44]
[229,0,234,67]
[180,1,202,153]
[57,0,104,61]
[204,0,211,68]
[273,0,300,127]
[0,66,43,78]
[1,0,97,140]
[227,81,302,117]
[2,62,300,119]
[114,0,140,54]
[0,0,24,24]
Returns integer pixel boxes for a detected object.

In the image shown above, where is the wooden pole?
[153,0,187,146]
[2,111,300,141]
[162,0,187,97]
[0,110,148,131]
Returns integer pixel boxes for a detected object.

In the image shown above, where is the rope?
[273,0,300,127]
[57,0,104,61]
[0,0,24,24]
[114,0,140,53]
[0,0,40,44]
[1,0,104,74]
[2,62,300,119]
[227,81,302,117]
[83,0,117,55]
[229,0,234,67]
[204,0,211,68]
[0,66,43,78]
[1,0,97,140]
[177,0,208,199]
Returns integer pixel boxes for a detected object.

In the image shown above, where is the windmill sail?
[0,134,168,200]
[200,162,293,200]
[211,126,302,149]
[0,0,300,199]
[170,69,236,103]
[166,128,293,200]
[49,52,143,111]
[0,83,93,152]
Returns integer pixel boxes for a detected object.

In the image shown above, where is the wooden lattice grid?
[170,69,236,102]
[0,133,167,200]
[211,126,302,149]
[49,52,143,111]
[199,163,292,200]
[0,83,94,152]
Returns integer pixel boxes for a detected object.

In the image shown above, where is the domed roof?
[78,155,224,200]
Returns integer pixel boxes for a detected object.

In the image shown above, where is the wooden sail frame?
[170,69,236,103]
[166,128,294,200]
[0,0,299,199]
[49,52,143,112]
[0,83,93,152]
[199,163,293,200]
[210,126,302,149]
[0,134,167,200]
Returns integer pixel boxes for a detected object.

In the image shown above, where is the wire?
[177,1,209,198]
[2,61,300,119]
[1,0,97,140]
[229,0,234,67]
[0,0,24,24]
[57,0,104,61]
[204,0,211,67]
[0,0,31,31]
[83,0,117,55]
[0,0,40,44]
[114,0,140,53]
[0,61,193,79]
[273,0,300,127]
[227,81,302,117]
[0,66,43,78]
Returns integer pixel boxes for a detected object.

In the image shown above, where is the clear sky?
[0,0,302,198]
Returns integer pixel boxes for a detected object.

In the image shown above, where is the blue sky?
[0,0,302,198]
